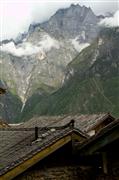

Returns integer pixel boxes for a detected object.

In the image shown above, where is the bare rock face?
[0,30,76,103]
[0,4,100,122]
[41,4,99,41]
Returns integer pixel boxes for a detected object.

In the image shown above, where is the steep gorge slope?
[20,27,119,121]
[0,4,100,122]
[0,81,22,123]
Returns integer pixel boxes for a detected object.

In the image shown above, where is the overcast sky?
[0,0,118,40]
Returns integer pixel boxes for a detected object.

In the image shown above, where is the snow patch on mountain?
[71,37,90,52]
[98,38,104,46]
[99,10,119,27]
[91,49,99,65]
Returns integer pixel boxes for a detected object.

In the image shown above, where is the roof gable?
[78,119,119,155]
[0,122,87,179]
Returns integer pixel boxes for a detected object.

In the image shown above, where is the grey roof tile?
[0,113,114,176]
[18,113,113,132]
[0,124,86,176]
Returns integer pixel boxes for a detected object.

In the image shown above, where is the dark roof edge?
[0,126,87,176]
[78,118,119,151]
[87,113,115,132]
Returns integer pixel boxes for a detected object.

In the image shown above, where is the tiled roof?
[0,123,87,176]
[0,113,115,176]
[18,113,114,132]
[77,118,119,152]
[0,129,34,172]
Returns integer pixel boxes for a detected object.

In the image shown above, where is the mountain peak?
[70,3,80,7]
[55,3,92,16]
[40,4,99,40]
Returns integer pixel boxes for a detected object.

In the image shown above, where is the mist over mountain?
[20,27,119,121]
[0,4,118,122]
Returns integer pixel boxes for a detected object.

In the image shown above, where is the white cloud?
[99,10,119,27]
[0,2,32,41]
[0,35,60,57]
[0,0,118,41]
[0,42,39,56]
[38,35,60,51]
[0,1,70,41]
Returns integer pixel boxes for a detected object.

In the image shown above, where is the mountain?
[20,27,119,121]
[0,4,101,122]
[0,81,22,123]
[40,4,99,40]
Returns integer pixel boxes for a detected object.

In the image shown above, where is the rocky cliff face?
[0,30,76,103]
[0,4,101,122]
[20,28,119,121]
[0,81,22,123]
[41,4,99,41]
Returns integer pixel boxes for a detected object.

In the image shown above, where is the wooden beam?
[80,126,119,155]
[102,152,108,174]
[0,135,72,180]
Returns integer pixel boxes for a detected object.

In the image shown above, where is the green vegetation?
[0,87,22,123]
[19,84,56,121]
[21,76,119,121]
[1,27,118,123]
[19,27,119,121]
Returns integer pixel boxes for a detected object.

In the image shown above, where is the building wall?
[107,139,119,178]
[14,139,119,180]
[15,165,94,180]
[14,142,94,180]
[96,139,119,180]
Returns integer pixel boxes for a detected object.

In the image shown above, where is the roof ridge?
[0,127,75,175]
